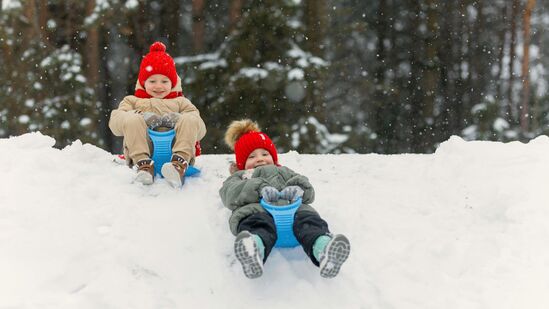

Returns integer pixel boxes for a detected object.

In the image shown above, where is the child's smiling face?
[244,148,274,169]
[144,74,173,98]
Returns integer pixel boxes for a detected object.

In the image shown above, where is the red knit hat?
[225,119,278,170]
[137,42,178,87]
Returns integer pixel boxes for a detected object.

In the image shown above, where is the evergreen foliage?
[0,2,100,147]
[0,0,548,154]
[183,0,333,154]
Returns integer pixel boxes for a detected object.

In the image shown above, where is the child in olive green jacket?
[219,119,350,279]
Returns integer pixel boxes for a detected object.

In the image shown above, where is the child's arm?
[219,172,266,211]
[177,96,201,114]
[281,167,315,204]
[108,96,139,136]
[172,96,206,139]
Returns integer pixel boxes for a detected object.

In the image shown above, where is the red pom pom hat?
[234,131,278,170]
[137,42,178,87]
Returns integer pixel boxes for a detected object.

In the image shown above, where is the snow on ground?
[1,132,549,309]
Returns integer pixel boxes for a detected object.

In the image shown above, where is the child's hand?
[229,162,239,175]
[260,186,280,203]
[143,112,162,129]
[161,112,181,128]
[279,186,304,202]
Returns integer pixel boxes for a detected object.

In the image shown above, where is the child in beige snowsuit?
[109,42,206,187]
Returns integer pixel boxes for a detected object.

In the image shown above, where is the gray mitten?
[161,112,181,128]
[143,112,162,129]
[279,186,304,202]
[260,186,280,203]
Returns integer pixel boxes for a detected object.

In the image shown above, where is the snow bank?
[1,132,549,309]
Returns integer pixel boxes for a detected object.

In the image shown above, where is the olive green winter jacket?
[219,164,318,235]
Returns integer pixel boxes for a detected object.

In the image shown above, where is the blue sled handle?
[260,197,302,248]
[148,128,200,177]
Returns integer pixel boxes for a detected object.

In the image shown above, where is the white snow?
[493,117,510,132]
[125,0,139,9]
[47,19,57,29]
[17,115,30,124]
[2,0,21,10]
[79,118,92,126]
[24,99,35,108]
[175,52,228,70]
[2,132,549,308]
[236,67,268,80]
[290,117,348,152]
[288,68,304,80]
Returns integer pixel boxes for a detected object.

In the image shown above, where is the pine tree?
[0,1,102,147]
[182,0,330,153]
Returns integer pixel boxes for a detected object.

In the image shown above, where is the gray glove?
[260,186,280,203]
[161,112,181,128]
[279,186,304,202]
[143,112,162,129]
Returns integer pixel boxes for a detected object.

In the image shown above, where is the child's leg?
[123,113,151,163]
[172,113,206,162]
[234,212,277,279]
[294,210,350,278]
[316,234,350,278]
[233,231,264,279]
[293,210,330,266]
[237,212,277,262]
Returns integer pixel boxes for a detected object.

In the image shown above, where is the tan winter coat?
[109,77,206,163]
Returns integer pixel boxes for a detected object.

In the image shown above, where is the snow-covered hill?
[1,132,549,309]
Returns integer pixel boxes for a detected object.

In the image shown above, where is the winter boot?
[161,154,188,188]
[315,234,351,278]
[234,231,265,279]
[135,159,154,185]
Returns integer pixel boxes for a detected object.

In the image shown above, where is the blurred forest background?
[0,0,547,154]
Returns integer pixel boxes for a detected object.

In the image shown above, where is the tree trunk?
[452,0,467,134]
[423,0,438,124]
[65,2,73,44]
[22,0,38,45]
[520,0,536,133]
[409,1,425,152]
[507,0,519,123]
[373,0,392,149]
[161,0,181,49]
[437,0,453,138]
[229,0,244,33]
[85,0,100,90]
[303,0,328,127]
[304,0,327,56]
[37,0,49,41]
[470,0,485,109]
[496,3,507,111]
[192,0,205,53]
[463,0,475,121]
[133,1,148,51]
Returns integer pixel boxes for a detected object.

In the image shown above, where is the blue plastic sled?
[260,197,302,248]
[148,128,200,178]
